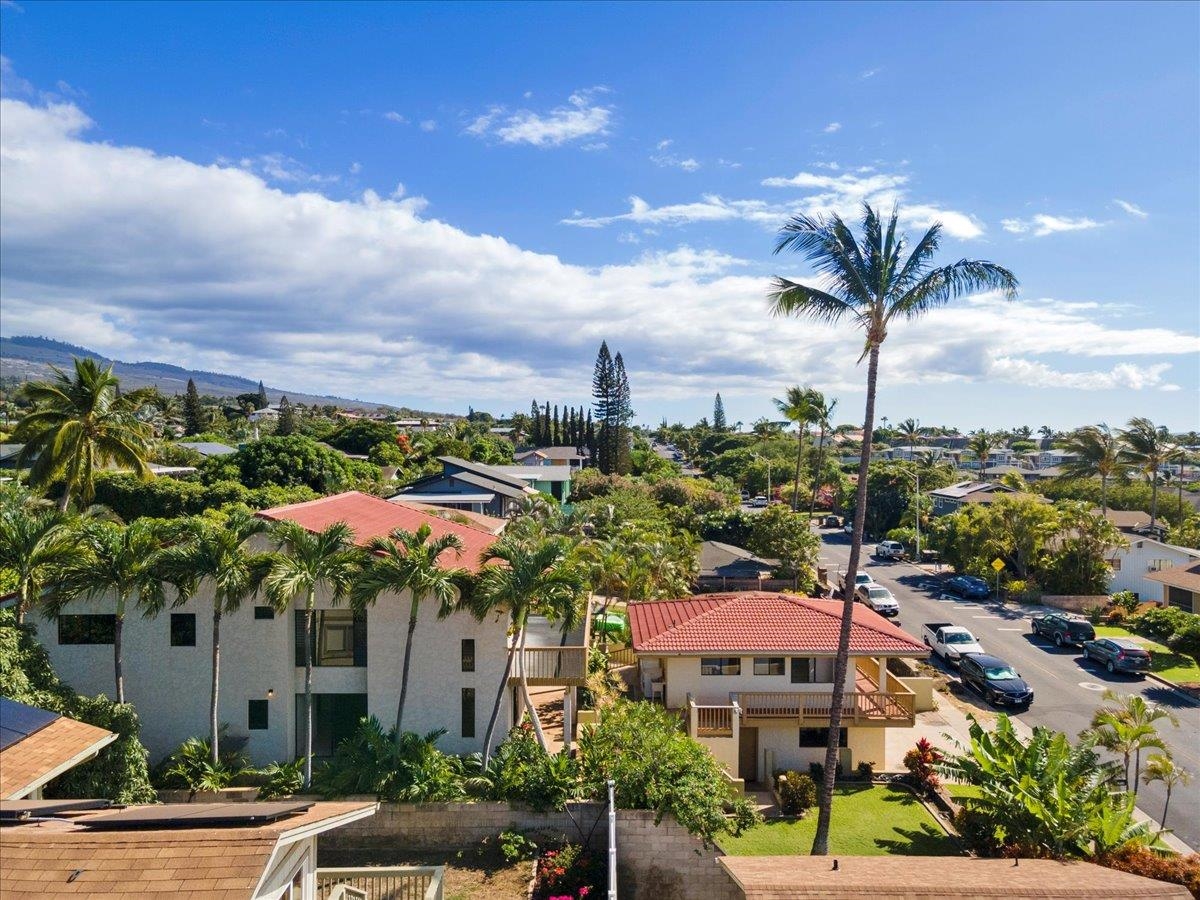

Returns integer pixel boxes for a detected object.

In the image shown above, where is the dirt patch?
[321,843,531,900]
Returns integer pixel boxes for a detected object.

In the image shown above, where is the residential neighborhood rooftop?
[0,699,117,801]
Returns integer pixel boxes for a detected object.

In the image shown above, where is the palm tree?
[1060,424,1122,513]
[351,524,467,736]
[471,535,586,761]
[1087,690,1178,794]
[896,418,923,447]
[1121,417,1171,528]
[966,430,996,478]
[0,496,77,625]
[159,511,272,764]
[265,520,360,785]
[1142,753,1191,830]
[57,519,169,704]
[774,386,819,511]
[808,395,839,520]
[13,359,153,511]
[768,202,1017,855]
[1038,425,1055,445]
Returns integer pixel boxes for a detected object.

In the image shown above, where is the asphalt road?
[817,529,1200,851]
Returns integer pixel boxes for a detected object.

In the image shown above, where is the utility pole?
[607,779,617,900]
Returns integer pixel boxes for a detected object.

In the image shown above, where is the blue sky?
[1,1,1197,430]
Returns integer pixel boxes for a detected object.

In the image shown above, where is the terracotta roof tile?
[258,491,498,571]
[0,716,117,801]
[628,592,927,655]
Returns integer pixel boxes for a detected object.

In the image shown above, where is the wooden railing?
[735,690,915,724]
[694,704,735,737]
[607,644,637,668]
[509,646,588,686]
[317,866,444,900]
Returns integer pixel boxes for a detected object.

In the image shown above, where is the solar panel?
[0,697,62,750]
[0,798,114,821]
[81,801,314,830]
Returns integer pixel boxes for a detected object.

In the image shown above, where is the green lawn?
[717,784,960,857]
[1092,626,1200,684]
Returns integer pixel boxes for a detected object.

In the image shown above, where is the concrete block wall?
[318,800,740,900]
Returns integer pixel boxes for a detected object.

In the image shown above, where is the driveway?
[818,530,1200,851]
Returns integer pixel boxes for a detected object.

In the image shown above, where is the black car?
[1082,637,1152,676]
[1030,613,1096,648]
[943,575,991,600]
[958,653,1034,707]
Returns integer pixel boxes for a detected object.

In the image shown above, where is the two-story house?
[392,456,537,517]
[30,492,534,765]
[629,592,928,783]
[928,480,1018,517]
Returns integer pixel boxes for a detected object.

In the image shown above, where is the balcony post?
[687,693,698,738]
[731,700,741,752]
[878,657,889,694]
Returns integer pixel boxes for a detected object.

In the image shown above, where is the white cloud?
[823,122,842,133]
[650,142,701,171]
[1113,198,1148,219]
[419,119,438,132]
[1,95,1194,411]
[859,68,881,80]
[240,152,339,185]
[717,158,742,169]
[349,161,362,175]
[465,88,613,148]
[1001,214,1102,237]
[383,111,408,124]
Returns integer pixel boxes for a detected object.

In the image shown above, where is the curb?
[1144,672,1200,707]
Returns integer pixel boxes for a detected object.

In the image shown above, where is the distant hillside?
[0,335,449,417]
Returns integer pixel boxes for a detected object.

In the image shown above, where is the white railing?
[316,866,444,900]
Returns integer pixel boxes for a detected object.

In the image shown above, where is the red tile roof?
[258,491,498,572]
[628,592,927,655]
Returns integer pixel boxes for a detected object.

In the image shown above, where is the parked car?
[958,653,1034,707]
[873,540,905,561]
[751,495,768,508]
[856,583,900,618]
[822,515,842,529]
[942,574,991,600]
[1030,613,1096,648]
[1081,637,1152,676]
[841,570,875,597]
[921,622,985,667]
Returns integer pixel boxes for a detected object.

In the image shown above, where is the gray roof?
[698,541,778,578]
[930,480,1007,500]
[438,456,530,491]
[176,441,237,457]
[515,446,589,461]
[493,465,573,483]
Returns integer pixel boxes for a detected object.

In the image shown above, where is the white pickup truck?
[922,622,984,667]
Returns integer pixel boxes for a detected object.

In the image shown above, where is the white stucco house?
[1107,536,1200,605]
[30,492,532,765]
[628,592,928,784]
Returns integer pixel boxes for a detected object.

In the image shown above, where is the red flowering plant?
[903,737,943,795]
[533,843,604,900]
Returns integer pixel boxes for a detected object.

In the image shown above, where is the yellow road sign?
[991,558,1005,572]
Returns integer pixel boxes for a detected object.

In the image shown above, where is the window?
[170,613,196,647]
[753,657,785,676]
[791,658,816,683]
[295,610,367,667]
[461,639,476,673]
[800,727,847,748]
[248,699,269,730]
[700,657,741,676]
[1148,559,1171,572]
[254,606,275,620]
[461,688,476,738]
[1108,558,1121,571]
[58,614,116,645]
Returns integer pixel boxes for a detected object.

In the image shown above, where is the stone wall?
[318,800,740,900]
[1042,594,1108,613]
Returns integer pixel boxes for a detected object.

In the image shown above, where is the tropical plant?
[1120,417,1171,528]
[896,417,923,447]
[156,735,256,800]
[769,203,1017,855]
[807,394,839,519]
[776,771,818,816]
[55,519,171,704]
[1142,752,1191,830]
[474,721,582,810]
[265,520,360,785]
[472,535,587,758]
[14,358,153,511]
[1085,690,1178,794]
[1060,424,1123,513]
[257,758,306,800]
[0,494,78,625]
[903,737,943,795]
[774,385,820,511]
[966,430,997,476]
[158,511,273,764]
[351,524,467,735]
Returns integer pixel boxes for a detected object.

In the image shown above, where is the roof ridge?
[790,594,924,648]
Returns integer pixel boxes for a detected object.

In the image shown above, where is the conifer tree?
[529,400,542,445]
[613,353,633,474]
[713,393,727,432]
[277,396,296,436]
[256,380,269,410]
[183,378,204,436]
[552,404,560,445]
[591,342,616,473]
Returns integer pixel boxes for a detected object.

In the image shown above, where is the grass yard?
[717,784,960,857]
[1092,626,1200,684]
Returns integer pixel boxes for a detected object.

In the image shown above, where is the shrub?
[207,435,350,492]
[776,771,817,816]
[1083,604,1106,625]
[1105,607,1127,626]
[257,759,305,800]
[312,718,469,802]
[326,421,397,456]
[808,760,844,784]
[156,736,256,799]
[482,722,580,811]
[1167,620,1200,669]
[1111,591,1141,614]
[533,843,604,900]
[855,760,875,781]
[1097,846,1200,897]
[498,828,540,864]
[903,737,943,795]
[1131,606,1193,642]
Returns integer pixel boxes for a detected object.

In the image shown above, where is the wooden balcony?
[735,688,915,726]
[694,703,735,738]
[508,646,588,687]
[317,866,444,900]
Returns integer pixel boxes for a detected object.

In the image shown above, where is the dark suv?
[959,653,1034,708]
[943,575,991,600]
[1030,613,1095,648]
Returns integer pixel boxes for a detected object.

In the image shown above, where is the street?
[817,529,1200,851]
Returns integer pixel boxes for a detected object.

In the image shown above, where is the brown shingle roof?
[0,801,376,898]
[0,716,116,801]
[719,855,1191,898]
[1145,559,1200,592]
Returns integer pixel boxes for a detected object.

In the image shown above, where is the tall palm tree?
[1038,425,1055,445]
[896,417,923,447]
[774,386,819,511]
[57,519,169,704]
[966,430,997,478]
[352,524,467,736]
[768,202,1017,855]
[1060,424,1122,513]
[0,496,77,625]
[13,359,153,511]
[808,395,839,520]
[1087,690,1178,794]
[1120,417,1171,528]
[471,535,586,761]
[159,511,273,764]
[265,520,360,785]
[1142,753,1191,830]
